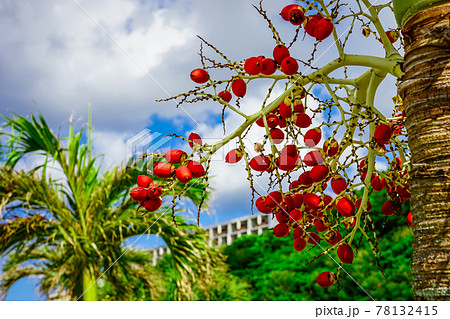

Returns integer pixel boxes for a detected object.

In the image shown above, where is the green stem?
[82,268,98,301]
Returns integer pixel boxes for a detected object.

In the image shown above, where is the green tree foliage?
[223,189,413,301]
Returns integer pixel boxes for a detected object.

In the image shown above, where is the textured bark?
[398,3,450,300]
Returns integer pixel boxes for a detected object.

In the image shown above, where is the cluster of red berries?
[281,4,334,41]
[130,133,206,212]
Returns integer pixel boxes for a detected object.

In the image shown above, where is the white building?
[151,213,277,265]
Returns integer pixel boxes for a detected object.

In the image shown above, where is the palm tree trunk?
[82,268,98,301]
[397,2,450,300]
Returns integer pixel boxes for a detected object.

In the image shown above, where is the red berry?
[188,132,202,148]
[294,113,312,128]
[355,198,372,212]
[407,212,413,226]
[273,223,290,237]
[310,164,329,183]
[304,15,323,37]
[280,57,299,75]
[281,144,298,159]
[304,193,321,210]
[280,4,299,21]
[304,128,322,147]
[374,123,393,145]
[218,90,232,103]
[190,68,209,84]
[278,116,287,128]
[336,198,355,217]
[231,78,247,97]
[249,155,270,172]
[275,211,289,224]
[342,217,356,229]
[386,30,399,43]
[314,218,330,232]
[137,175,153,188]
[381,199,397,216]
[288,8,305,25]
[370,174,384,191]
[325,229,342,245]
[323,137,339,157]
[292,193,304,208]
[298,171,313,188]
[265,191,283,208]
[186,160,205,178]
[293,237,307,251]
[303,150,324,166]
[323,194,334,210]
[279,99,293,118]
[314,17,334,40]
[293,226,305,239]
[244,56,263,75]
[261,58,277,75]
[164,149,187,164]
[270,128,285,144]
[266,114,279,128]
[153,161,175,178]
[142,198,162,212]
[289,208,303,222]
[277,155,298,171]
[273,45,290,64]
[337,243,354,264]
[256,196,272,214]
[330,175,347,195]
[130,187,149,202]
[316,272,336,287]
[175,166,192,183]
[147,183,162,199]
[307,232,321,245]
[225,149,243,164]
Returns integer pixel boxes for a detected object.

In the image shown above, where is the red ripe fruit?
[279,100,293,118]
[273,223,290,238]
[190,68,209,84]
[225,149,243,164]
[293,226,305,239]
[188,132,202,148]
[244,56,263,75]
[294,113,312,128]
[261,58,277,75]
[137,175,153,188]
[336,198,356,217]
[130,187,148,202]
[323,194,334,210]
[337,243,354,264]
[314,218,330,232]
[304,15,323,37]
[289,208,303,222]
[153,161,175,178]
[175,166,192,183]
[330,175,347,195]
[142,198,162,212]
[343,217,356,229]
[303,150,324,166]
[256,196,272,214]
[273,45,290,64]
[266,114,280,128]
[370,174,384,191]
[323,137,339,157]
[307,232,321,245]
[265,191,283,209]
[164,149,187,164]
[407,212,413,226]
[281,144,298,159]
[316,272,336,287]
[231,78,247,97]
[397,184,411,199]
[325,229,342,245]
[280,4,299,21]
[298,171,313,188]
[355,198,372,212]
[186,160,205,178]
[292,193,304,207]
[310,164,329,183]
[270,128,285,144]
[304,193,321,210]
[218,90,232,103]
[374,123,393,145]
[147,184,162,199]
[381,199,397,216]
[386,30,399,43]
[314,17,334,40]
[277,155,298,171]
[304,128,322,147]
[278,116,287,128]
[293,237,307,251]
[288,8,305,25]
[249,155,270,172]
[280,57,299,75]
[292,98,305,112]
[275,211,289,223]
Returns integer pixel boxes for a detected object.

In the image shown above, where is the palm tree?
[393,0,450,300]
[0,113,217,301]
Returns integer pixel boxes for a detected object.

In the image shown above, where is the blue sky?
[0,0,400,300]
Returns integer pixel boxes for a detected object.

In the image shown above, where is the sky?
[0,0,400,300]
